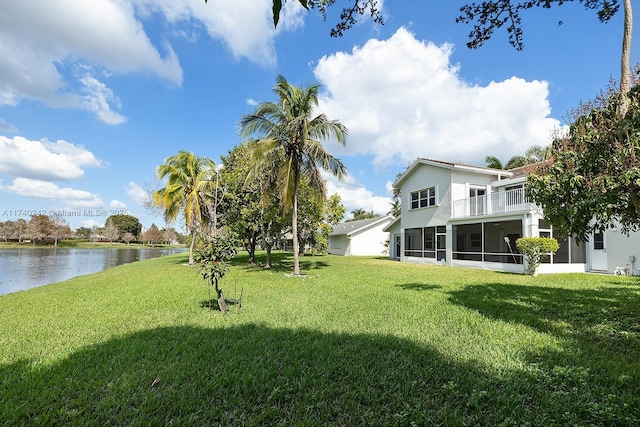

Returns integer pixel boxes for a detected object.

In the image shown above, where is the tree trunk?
[189,228,197,265]
[246,231,257,264]
[265,241,273,268]
[292,193,301,275]
[619,0,633,114]
[215,278,228,314]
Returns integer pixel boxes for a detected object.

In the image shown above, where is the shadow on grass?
[231,251,330,274]
[449,282,640,342]
[3,323,639,425]
[449,282,640,420]
[395,283,442,291]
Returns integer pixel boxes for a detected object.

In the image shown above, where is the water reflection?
[0,247,186,295]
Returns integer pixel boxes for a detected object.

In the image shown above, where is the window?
[404,228,423,257]
[423,227,435,250]
[404,226,439,258]
[423,227,436,258]
[410,187,436,209]
[594,232,604,250]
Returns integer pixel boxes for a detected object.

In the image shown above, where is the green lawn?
[1,251,639,425]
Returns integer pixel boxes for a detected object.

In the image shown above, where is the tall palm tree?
[485,155,504,170]
[154,151,216,265]
[239,75,348,275]
[619,0,632,114]
[485,154,527,170]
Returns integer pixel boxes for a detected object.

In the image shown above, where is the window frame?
[410,186,437,210]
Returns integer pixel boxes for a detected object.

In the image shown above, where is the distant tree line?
[0,214,183,247]
[0,215,71,246]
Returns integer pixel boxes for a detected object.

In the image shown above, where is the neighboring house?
[328,215,394,256]
[384,158,640,275]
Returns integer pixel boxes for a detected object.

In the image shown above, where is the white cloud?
[0,136,103,181]
[314,27,561,169]
[0,0,307,122]
[0,0,183,122]
[110,200,128,209]
[324,173,392,219]
[126,181,148,205]
[135,0,305,67]
[80,74,126,125]
[81,219,102,228]
[0,178,104,208]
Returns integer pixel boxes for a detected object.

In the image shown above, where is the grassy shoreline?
[0,240,185,249]
[1,251,639,425]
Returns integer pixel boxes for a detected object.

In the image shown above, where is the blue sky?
[0,0,637,231]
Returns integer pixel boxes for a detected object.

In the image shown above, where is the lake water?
[0,247,186,295]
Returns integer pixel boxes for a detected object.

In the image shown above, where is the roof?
[382,215,401,232]
[507,159,553,177]
[330,215,393,237]
[392,158,512,188]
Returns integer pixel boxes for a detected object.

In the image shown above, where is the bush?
[516,237,560,276]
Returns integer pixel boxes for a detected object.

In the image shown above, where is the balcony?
[452,187,531,219]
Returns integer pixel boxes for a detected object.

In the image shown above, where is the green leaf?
[273,0,282,27]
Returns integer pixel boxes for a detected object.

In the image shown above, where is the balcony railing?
[452,187,531,219]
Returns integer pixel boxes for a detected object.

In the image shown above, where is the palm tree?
[485,154,527,170]
[525,144,551,163]
[154,151,216,265]
[619,0,632,114]
[389,198,401,217]
[239,75,348,275]
[485,155,504,170]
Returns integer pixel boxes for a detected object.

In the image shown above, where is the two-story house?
[384,158,639,275]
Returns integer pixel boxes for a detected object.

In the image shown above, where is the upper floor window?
[411,187,436,209]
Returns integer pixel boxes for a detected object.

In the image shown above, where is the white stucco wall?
[401,164,452,229]
[349,222,390,257]
[328,235,349,256]
[602,228,640,275]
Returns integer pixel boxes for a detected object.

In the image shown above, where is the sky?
[0,0,638,231]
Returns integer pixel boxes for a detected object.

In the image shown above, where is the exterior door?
[469,188,486,216]
[395,235,401,259]
[590,232,607,271]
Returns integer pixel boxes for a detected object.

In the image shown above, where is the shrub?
[516,237,560,276]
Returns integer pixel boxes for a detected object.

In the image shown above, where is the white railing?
[452,187,531,219]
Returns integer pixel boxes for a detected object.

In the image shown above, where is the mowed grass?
[1,251,639,426]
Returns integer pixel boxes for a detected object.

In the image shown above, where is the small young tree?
[145,223,164,247]
[194,236,238,313]
[121,232,135,245]
[50,215,71,246]
[27,214,52,245]
[516,237,560,276]
[104,218,120,245]
[90,225,100,244]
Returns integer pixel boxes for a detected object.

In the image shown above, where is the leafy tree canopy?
[251,0,620,48]
[325,193,346,225]
[106,214,142,238]
[527,83,640,241]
